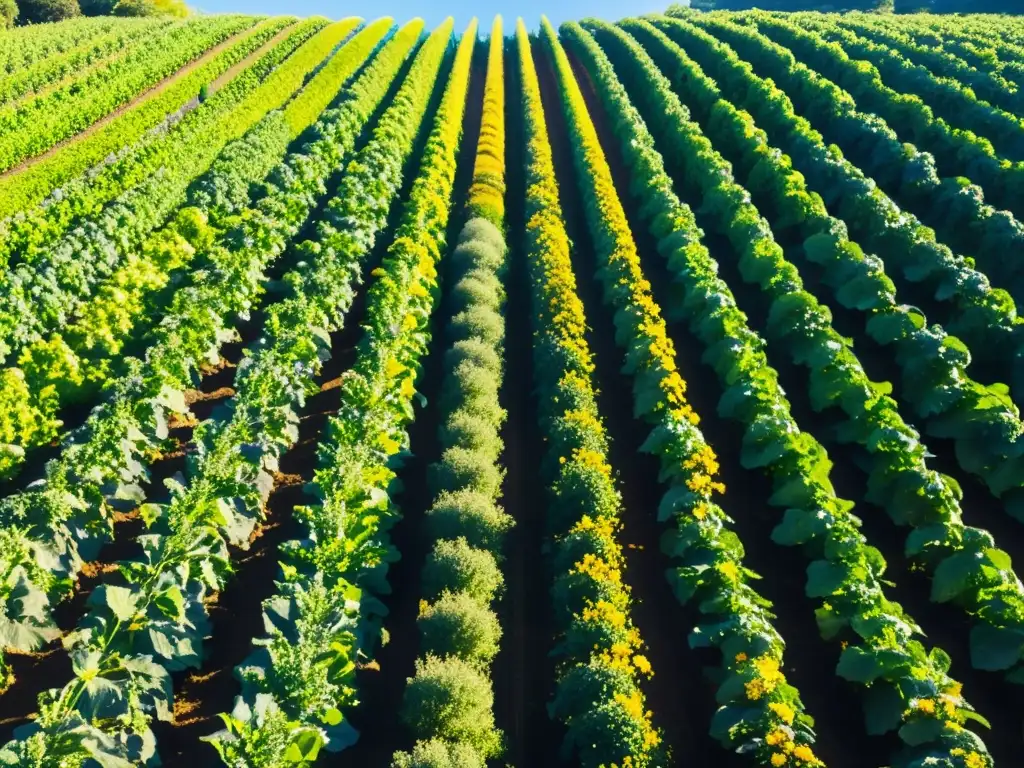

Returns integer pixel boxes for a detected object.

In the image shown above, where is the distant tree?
[670,0,893,10]
[112,0,187,16]
[78,0,117,14]
[17,0,81,23]
[920,0,1023,11]
[0,0,18,26]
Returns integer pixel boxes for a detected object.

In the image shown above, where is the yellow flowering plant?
[466,16,506,226]
[549,17,824,767]
[518,19,663,768]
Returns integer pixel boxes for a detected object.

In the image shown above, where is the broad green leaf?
[863,682,905,735]
[969,623,1024,671]
[898,716,944,747]
[837,646,884,684]
[102,585,140,622]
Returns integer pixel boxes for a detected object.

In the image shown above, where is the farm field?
[0,7,1023,767]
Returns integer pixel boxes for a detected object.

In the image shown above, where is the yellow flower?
[379,433,400,454]
[734,652,748,663]
[771,754,787,767]
[611,641,631,659]
[633,654,652,676]
[613,690,644,721]
[766,729,786,746]
[964,754,987,768]
[915,698,936,715]
[718,561,740,582]
[769,701,796,725]
[793,745,818,764]
[745,678,767,700]
[754,655,783,683]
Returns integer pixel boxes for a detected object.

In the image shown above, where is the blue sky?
[194,0,670,32]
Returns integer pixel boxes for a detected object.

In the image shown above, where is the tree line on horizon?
[3,0,188,29]
[671,0,1021,13]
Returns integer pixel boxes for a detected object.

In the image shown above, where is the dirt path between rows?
[0,20,285,181]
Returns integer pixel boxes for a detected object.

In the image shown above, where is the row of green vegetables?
[552,16,832,766]
[891,14,1024,88]
[786,13,1024,286]
[0,16,131,75]
[622,15,1024,685]
[0,16,406,705]
[209,21,476,763]
[662,14,1024,508]
[0,15,263,173]
[0,19,445,766]
[0,16,346,480]
[713,13,1024,326]
[574,16,994,768]
[0,14,319,275]
[827,15,1024,118]
[687,11,1024,373]
[677,10,1024,227]
[891,21,1013,80]
[793,15,1024,164]
[0,20,277,221]
[517,22,664,766]
[392,18,510,768]
[0,18,171,106]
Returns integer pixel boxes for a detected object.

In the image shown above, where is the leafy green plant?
[400,655,502,758]
[583,15,992,767]
[213,19,475,760]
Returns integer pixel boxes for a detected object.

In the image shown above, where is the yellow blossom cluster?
[768,701,796,725]
[562,407,604,437]
[765,729,823,766]
[521,20,666,767]
[683,444,726,496]
[905,679,970,730]
[686,472,726,497]
[571,446,613,477]
[743,654,783,701]
[571,552,622,585]
[571,513,619,541]
[581,599,628,630]
[718,560,741,583]
[377,431,401,455]
[467,17,506,224]
[613,690,661,749]
[950,748,989,768]
[592,626,644,676]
